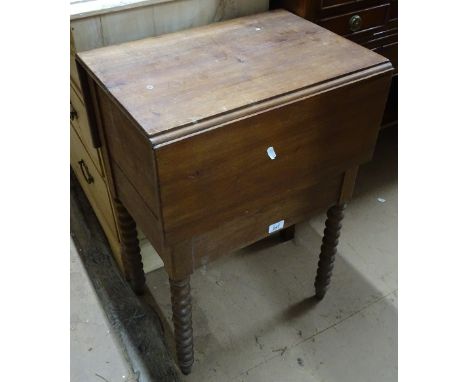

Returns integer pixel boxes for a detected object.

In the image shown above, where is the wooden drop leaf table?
[76,10,392,375]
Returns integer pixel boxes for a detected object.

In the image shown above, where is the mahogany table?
[76,10,392,374]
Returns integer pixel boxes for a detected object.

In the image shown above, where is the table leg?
[280,224,295,242]
[114,199,146,295]
[314,204,346,300]
[170,277,194,375]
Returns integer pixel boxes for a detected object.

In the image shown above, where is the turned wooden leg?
[280,224,295,242]
[114,199,146,295]
[314,204,346,300]
[170,277,194,375]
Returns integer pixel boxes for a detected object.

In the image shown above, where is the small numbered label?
[268,220,285,234]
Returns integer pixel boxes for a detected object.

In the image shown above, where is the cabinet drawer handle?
[78,159,94,184]
[70,104,78,121]
[349,15,362,32]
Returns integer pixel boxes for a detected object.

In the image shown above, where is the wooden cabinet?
[77,10,392,373]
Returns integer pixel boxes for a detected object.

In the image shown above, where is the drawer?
[156,73,392,243]
[364,30,397,49]
[70,31,81,90]
[349,23,397,58]
[70,82,102,176]
[71,125,119,247]
[321,0,358,8]
[372,25,397,40]
[318,4,390,37]
[320,0,387,10]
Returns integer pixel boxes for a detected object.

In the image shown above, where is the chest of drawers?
[76,10,392,374]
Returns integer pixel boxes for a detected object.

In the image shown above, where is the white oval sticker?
[267,146,276,160]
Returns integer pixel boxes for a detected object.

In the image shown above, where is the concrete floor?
[71,128,397,382]
[71,242,137,382]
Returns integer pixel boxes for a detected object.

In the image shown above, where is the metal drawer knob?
[349,15,362,32]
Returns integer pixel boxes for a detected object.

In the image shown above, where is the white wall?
[71,0,269,51]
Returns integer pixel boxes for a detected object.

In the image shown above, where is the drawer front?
[321,0,358,8]
[318,4,389,37]
[70,83,102,176]
[156,73,392,243]
[70,31,81,90]
[71,126,118,245]
[320,0,388,11]
[364,31,397,50]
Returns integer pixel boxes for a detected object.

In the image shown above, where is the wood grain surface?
[77,10,389,139]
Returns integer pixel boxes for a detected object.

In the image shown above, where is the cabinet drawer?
[70,31,81,90]
[70,83,102,176]
[156,73,392,243]
[365,32,397,49]
[320,0,387,11]
[321,0,356,8]
[71,126,118,245]
[318,4,389,37]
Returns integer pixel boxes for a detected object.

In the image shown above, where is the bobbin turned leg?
[170,277,194,375]
[114,199,146,295]
[314,204,346,300]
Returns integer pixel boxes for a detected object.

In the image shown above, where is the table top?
[78,10,389,141]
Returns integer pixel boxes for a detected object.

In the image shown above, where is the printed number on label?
[268,220,285,234]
